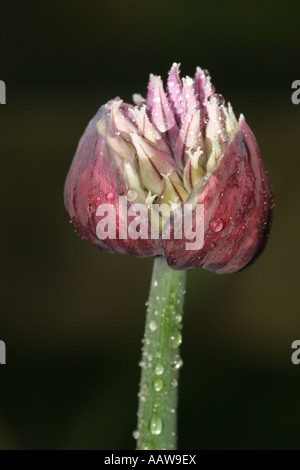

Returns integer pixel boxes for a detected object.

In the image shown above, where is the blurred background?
[0,0,299,449]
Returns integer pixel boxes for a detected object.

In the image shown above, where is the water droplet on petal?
[214,93,225,106]
[149,415,163,436]
[87,203,96,213]
[105,191,115,202]
[126,188,138,202]
[209,217,224,232]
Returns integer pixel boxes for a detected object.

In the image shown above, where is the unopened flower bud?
[64,63,273,273]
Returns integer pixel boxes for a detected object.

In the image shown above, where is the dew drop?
[152,378,164,392]
[154,310,159,316]
[105,191,115,202]
[154,280,158,287]
[171,378,178,388]
[149,415,163,436]
[132,430,140,440]
[154,363,164,375]
[126,188,138,202]
[209,217,224,232]
[210,242,216,248]
[87,203,96,213]
[171,354,183,370]
[214,93,225,106]
[149,320,157,332]
[139,443,154,450]
[174,314,182,325]
[169,329,182,349]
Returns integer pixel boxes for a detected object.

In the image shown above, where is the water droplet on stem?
[149,415,163,436]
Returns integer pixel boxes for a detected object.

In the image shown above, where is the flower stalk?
[136,256,187,450]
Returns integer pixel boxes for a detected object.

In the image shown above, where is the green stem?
[136,256,188,450]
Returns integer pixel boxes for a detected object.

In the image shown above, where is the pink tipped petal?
[129,105,172,155]
[194,67,206,104]
[174,106,204,166]
[205,95,227,148]
[181,76,199,117]
[131,133,181,178]
[132,93,146,107]
[183,150,206,192]
[167,63,185,121]
[194,67,215,104]
[150,75,178,146]
[146,74,156,115]
[110,100,138,141]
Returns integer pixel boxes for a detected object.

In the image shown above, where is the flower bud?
[64,64,273,273]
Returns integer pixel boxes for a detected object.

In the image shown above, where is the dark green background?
[0,0,299,449]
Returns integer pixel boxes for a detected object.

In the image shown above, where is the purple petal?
[167,63,185,122]
[150,75,179,146]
